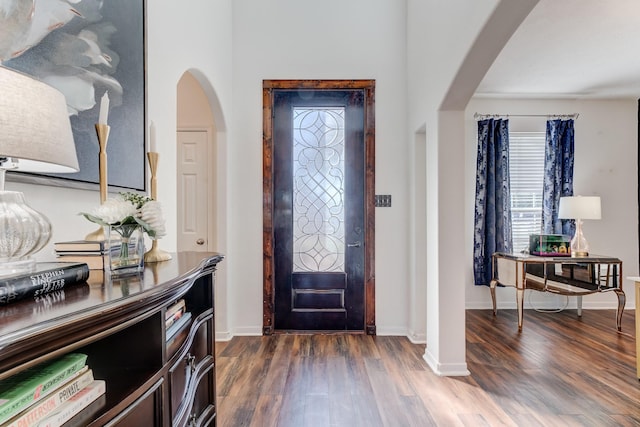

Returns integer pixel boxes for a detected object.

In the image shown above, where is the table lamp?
[558,195,601,257]
[0,66,79,277]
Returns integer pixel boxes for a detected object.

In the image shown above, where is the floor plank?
[216,309,637,426]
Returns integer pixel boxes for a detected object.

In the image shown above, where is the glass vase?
[106,223,145,277]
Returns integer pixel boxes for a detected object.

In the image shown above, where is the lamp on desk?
[0,66,79,277]
[558,195,601,257]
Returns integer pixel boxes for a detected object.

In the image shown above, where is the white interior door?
[177,130,209,252]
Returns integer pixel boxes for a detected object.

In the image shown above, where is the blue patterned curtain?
[541,119,575,235]
[473,119,513,286]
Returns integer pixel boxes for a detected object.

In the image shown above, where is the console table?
[0,252,223,427]
[490,252,625,331]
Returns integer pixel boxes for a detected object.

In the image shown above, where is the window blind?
[509,132,545,252]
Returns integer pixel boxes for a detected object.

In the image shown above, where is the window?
[509,132,545,252]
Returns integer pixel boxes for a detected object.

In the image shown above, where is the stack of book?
[54,240,112,270]
[0,353,106,427]
[166,299,191,341]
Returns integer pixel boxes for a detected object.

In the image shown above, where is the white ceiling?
[476,0,640,99]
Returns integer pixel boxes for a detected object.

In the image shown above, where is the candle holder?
[144,151,172,262]
[85,124,110,241]
[148,261,160,285]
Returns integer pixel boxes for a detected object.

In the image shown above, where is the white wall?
[407,0,539,374]
[229,0,411,335]
[465,97,639,311]
[146,0,233,251]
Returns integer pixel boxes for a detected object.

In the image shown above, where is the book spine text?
[0,265,90,305]
[6,369,94,427]
[36,380,106,427]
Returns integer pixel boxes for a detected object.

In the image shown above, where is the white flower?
[91,198,137,225]
[81,192,167,240]
[140,201,166,240]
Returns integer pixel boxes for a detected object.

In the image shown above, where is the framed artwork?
[1,0,146,192]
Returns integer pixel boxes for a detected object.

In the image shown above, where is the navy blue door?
[272,89,366,331]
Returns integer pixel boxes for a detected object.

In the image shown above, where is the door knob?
[347,241,361,248]
[196,238,205,245]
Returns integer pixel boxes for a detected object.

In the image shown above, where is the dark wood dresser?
[0,252,224,427]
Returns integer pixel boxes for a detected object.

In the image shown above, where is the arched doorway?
[176,72,215,252]
[176,70,229,339]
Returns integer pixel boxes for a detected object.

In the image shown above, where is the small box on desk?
[529,234,571,256]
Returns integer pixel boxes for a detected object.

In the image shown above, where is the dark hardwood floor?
[215,309,638,426]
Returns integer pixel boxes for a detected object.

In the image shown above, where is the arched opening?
[176,71,216,252]
[176,69,229,339]
[423,0,539,375]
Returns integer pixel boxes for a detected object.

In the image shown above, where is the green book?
[0,353,88,424]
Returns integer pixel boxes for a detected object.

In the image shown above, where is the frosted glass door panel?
[292,108,345,272]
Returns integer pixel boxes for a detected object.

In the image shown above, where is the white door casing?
[177,130,209,252]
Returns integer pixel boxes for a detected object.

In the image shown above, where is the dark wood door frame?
[263,79,376,335]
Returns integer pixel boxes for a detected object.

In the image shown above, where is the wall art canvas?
[0,0,146,191]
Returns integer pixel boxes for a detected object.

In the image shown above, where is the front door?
[263,80,375,334]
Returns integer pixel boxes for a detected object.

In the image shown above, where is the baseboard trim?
[423,349,470,377]
[215,331,233,341]
[375,326,407,336]
[407,330,426,344]
[231,326,263,336]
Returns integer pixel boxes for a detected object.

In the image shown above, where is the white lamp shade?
[558,196,602,220]
[0,67,80,277]
[0,66,79,173]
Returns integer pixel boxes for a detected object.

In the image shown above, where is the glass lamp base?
[0,257,36,278]
[571,250,589,257]
[0,191,51,278]
[570,219,590,257]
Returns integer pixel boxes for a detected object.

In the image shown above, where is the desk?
[490,252,625,331]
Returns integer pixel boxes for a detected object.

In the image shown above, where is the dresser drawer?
[103,378,164,427]
[169,314,212,422]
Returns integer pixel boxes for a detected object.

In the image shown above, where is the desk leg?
[490,279,498,316]
[517,288,524,331]
[614,289,626,332]
[576,295,583,317]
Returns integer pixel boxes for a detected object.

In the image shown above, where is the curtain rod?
[473,113,579,121]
